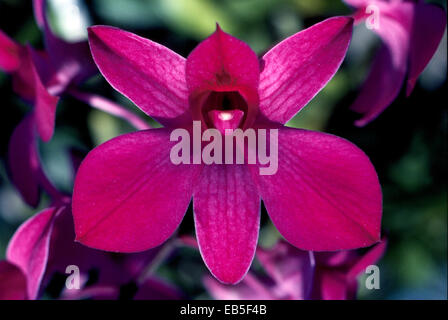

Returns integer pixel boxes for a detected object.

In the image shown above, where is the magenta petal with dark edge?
[88,26,189,126]
[347,237,387,280]
[193,165,260,284]
[259,17,353,124]
[6,207,61,299]
[252,127,382,251]
[8,115,41,207]
[0,29,21,72]
[72,129,200,252]
[406,2,447,96]
[0,261,28,300]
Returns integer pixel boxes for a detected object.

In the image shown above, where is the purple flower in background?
[204,239,386,300]
[344,0,446,126]
[72,17,383,285]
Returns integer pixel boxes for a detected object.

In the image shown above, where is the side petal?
[8,115,41,207]
[186,25,259,105]
[0,261,28,300]
[406,3,447,95]
[252,127,382,251]
[0,29,21,72]
[6,207,61,299]
[88,26,189,126]
[193,165,260,284]
[72,129,199,252]
[27,46,59,142]
[351,2,413,126]
[259,17,353,124]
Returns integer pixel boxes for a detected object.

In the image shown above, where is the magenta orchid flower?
[344,0,446,126]
[72,17,383,285]
[0,261,28,300]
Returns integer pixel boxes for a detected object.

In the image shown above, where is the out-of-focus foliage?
[0,0,446,299]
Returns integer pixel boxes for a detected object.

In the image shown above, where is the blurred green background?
[0,0,446,299]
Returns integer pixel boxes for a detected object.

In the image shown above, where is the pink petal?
[8,115,41,207]
[259,17,353,124]
[27,46,59,142]
[72,129,199,252]
[0,261,28,300]
[347,237,387,280]
[406,3,447,95]
[186,25,259,113]
[252,127,382,251]
[351,2,413,126]
[0,29,21,72]
[193,165,260,284]
[6,207,61,299]
[257,240,314,299]
[88,26,189,126]
[313,270,351,300]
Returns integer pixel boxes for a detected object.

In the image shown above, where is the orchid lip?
[208,109,244,135]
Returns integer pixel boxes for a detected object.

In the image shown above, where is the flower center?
[200,91,249,133]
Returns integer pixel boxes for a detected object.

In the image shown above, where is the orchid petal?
[6,207,61,299]
[0,29,21,72]
[72,129,199,252]
[134,278,183,300]
[27,46,59,142]
[347,237,387,280]
[8,115,41,207]
[257,240,314,299]
[0,261,28,300]
[252,127,382,251]
[406,3,447,95]
[88,26,189,126]
[351,3,413,126]
[186,25,259,109]
[259,17,353,124]
[193,165,260,284]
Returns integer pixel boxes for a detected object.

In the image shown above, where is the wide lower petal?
[88,26,189,126]
[193,164,260,284]
[6,207,61,299]
[259,17,353,124]
[72,129,199,252]
[251,127,382,251]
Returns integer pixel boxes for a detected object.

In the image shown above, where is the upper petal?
[193,164,260,284]
[406,3,447,95]
[88,26,189,126]
[6,207,61,299]
[186,25,259,99]
[72,129,199,252]
[259,17,353,124]
[251,127,382,251]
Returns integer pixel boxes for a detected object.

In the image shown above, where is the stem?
[137,240,176,285]
[68,88,151,130]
